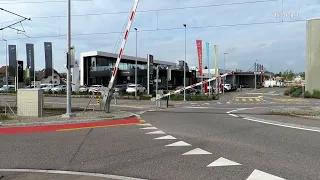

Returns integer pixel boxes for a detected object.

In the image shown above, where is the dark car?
[114,84,127,93]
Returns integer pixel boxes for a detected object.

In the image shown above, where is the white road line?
[234,96,261,98]
[207,157,241,167]
[140,127,157,130]
[184,106,210,109]
[242,117,320,133]
[0,169,146,180]
[145,131,166,134]
[246,169,285,180]
[136,123,152,126]
[165,141,191,147]
[229,114,239,117]
[182,148,212,155]
[154,135,177,140]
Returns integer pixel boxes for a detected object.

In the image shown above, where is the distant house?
[33,68,62,85]
[0,66,14,85]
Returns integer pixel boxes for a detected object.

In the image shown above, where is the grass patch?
[0,114,11,120]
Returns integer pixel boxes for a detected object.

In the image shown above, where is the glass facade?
[90,56,147,71]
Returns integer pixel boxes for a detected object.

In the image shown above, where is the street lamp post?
[134,28,138,97]
[223,52,228,94]
[183,24,186,101]
[2,39,8,92]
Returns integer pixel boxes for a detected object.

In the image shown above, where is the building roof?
[80,51,176,66]
[0,66,7,78]
[36,68,62,81]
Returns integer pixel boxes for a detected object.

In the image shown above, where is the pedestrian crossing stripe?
[234,98,261,102]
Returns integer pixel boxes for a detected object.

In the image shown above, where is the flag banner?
[44,42,53,77]
[196,40,203,76]
[26,43,34,78]
[8,45,17,77]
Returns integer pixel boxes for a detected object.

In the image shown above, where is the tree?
[281,70,295,81]
[299,72,305,79]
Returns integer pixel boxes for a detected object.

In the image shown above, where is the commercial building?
[79,51,193,89]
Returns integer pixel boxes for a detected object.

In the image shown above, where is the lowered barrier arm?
[156,71,233,100]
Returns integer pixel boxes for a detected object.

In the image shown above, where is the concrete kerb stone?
[0,111,137,127]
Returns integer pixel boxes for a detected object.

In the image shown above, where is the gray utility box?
[17,89,43,117]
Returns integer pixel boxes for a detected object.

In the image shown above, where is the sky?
[0,0,319,73]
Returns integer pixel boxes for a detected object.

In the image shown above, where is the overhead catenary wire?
[25,0,279,19]
[0,0,92,4]
[4,19,307,41]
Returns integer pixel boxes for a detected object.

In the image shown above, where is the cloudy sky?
[0,0,319,73]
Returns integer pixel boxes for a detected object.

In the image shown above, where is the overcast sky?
[0,0,319,73]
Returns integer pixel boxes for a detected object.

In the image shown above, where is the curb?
[0,111,136,127]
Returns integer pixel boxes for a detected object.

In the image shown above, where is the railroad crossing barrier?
[155,71,233,100]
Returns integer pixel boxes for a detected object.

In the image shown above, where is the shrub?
[284,87,295,96]
[304,91,312,98]
[291,87,302,97]
[312,89,320,99]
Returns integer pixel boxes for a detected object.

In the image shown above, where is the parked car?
[0,86,15,91]
[88,85,105,93]
[126,84,146,93]
[41,84,58,92]
[79,85,90,92]
[114,84,127,93]
[51,85,67,92]
[223,84,232,91]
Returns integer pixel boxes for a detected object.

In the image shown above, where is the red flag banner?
[196,40,203,76]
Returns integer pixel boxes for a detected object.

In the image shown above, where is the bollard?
[97,96,100,105]
[167,96,169,108]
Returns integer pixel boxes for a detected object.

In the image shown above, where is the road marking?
[246,169,285,180]
[0,169,146,180]
[207,157,241,167]
[165,141,191,147]
[255,98,261,102]
[236,96,261,98]
[184,106,210,109]
[242,117,320,132]
[242,98,246,102]
[246,93,279,95]
[57,123,140,131]
[249,98,253,102]
[203,103,210,105]
[136,123,152,126]
[154,135,177,140]
[140,127,157,130]
[229,114,239,117]
[145,130,166,134]
[182,148,212,155]
[235,98,239,102]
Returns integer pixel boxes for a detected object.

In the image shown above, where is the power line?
[5,19,306,41]
[30,0,278,19]
[0,0,92,4]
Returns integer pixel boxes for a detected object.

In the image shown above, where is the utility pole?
[2,39,8,92]
[223,52,228,94]
[134,28,138,97]
[156,66,159,106]
[254,60,258,90]
[63,0,74,118]
[183,24,187,101]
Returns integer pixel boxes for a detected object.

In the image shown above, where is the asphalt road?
[1,87,320,179]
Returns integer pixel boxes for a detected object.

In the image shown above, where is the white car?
[51,85,67,92]
[41,84,58,92]
[223,84,232,91]
[88,85,104,93]
[79,85,89,92]
[126,84,146,93]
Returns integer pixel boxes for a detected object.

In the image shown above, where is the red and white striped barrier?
[156,71,233,100]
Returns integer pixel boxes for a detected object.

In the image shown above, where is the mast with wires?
[0,8,31,37]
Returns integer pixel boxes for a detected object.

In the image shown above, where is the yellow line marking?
[249,98,253,102]
[140,120,146,123]
[255,98,261,102]
[242,98,246,102]
[235,98,239,102]
[56,122,141,132]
